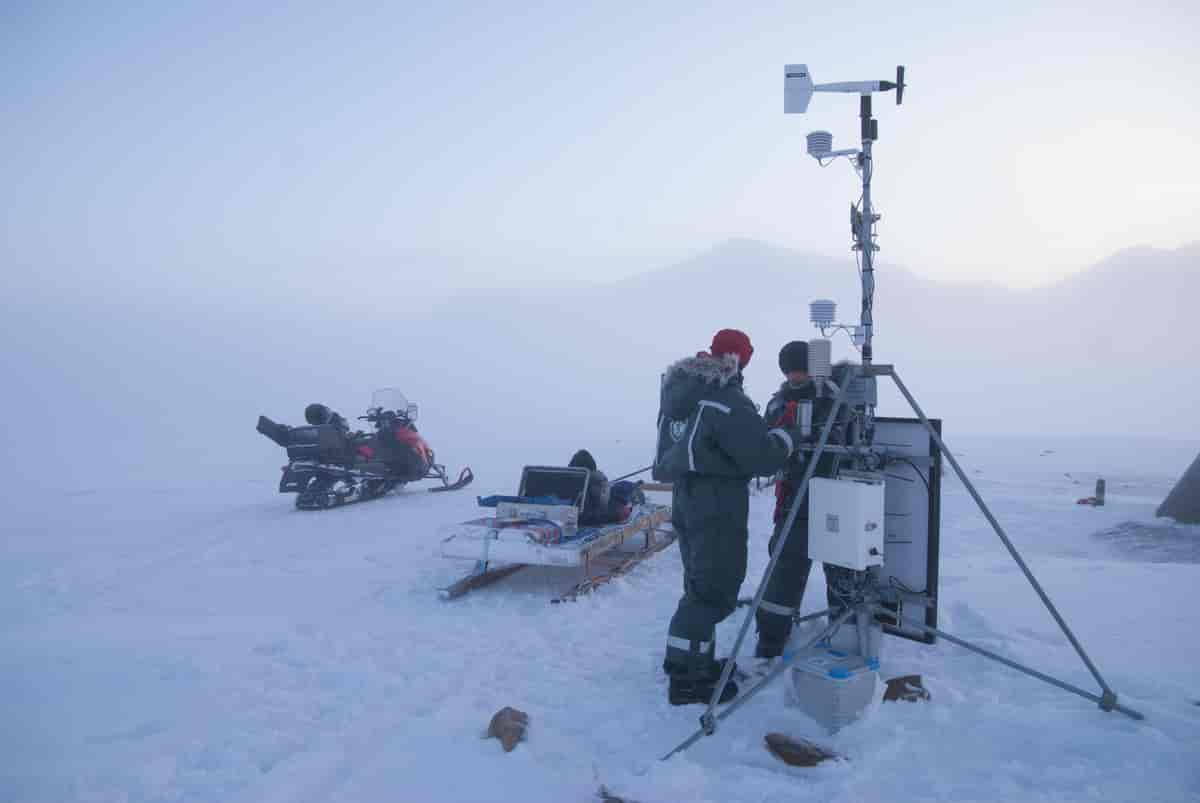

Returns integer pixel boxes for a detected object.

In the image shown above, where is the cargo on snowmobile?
[256,388,473,510]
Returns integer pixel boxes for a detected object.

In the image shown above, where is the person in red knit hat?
[709,328,754,369]
[651,328,804,705]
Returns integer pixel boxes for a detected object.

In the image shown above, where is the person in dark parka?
[567,449,636,526]
[755,342,854,658]
[653,329,801,705]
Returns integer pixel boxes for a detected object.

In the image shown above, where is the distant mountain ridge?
[630,236,1198,297]
[402,236,1197,438]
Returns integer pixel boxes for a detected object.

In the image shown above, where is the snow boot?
[737,654,780,684]
[667,658,739,706]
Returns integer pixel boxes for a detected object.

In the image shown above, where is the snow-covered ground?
[3,435,1199,802]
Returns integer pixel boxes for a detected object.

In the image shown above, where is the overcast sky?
[3,1,1198,296]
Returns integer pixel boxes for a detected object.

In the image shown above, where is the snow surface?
[3,434,1199,802]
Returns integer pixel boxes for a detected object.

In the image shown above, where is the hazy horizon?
[6,231,1197,304]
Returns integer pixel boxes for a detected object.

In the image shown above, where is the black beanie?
[778,341,809,374]
[569,449,597,472]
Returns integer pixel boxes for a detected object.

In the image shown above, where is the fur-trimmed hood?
[660,352,744,421]
[664,352,742,387]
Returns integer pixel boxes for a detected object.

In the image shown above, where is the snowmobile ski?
[429,466,474,493]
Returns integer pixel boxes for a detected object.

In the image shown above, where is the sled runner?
[438,503,672,600]
[438,466,673,600]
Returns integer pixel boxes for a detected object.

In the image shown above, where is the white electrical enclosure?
[808,477,886,571]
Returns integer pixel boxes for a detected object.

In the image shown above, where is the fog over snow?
[2,238,1197,491]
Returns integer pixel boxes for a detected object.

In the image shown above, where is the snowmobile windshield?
[371,388,416,419]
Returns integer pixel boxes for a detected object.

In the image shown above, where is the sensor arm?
[818,148,859,159]
[814,80,892,94]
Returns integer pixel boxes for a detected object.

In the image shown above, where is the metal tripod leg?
[886,369,1131,716]
[663,607,855,761]
[871,606,1143,720]
[792,608,833,627]
[699,377,851,735]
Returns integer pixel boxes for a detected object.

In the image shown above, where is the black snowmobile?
[256,388,473,510]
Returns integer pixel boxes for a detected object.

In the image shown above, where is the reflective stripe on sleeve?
[688,400,733,471]
[687,408,705,472]
[768,427,794,454]
[698,400,731,414]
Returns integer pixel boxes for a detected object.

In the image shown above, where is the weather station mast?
[785,64,904,368]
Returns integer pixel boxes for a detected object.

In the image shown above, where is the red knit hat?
[710,328,753,368]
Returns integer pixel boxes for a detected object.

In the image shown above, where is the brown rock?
[764,732,841,767]
[597,784,640,803]
[486,706,529,752]
[882,674,931,703]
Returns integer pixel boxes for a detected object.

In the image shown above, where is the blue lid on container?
[828,667,852,679]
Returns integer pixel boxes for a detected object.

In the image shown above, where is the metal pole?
[874,607,1144,721]
[699,376,852,732]
[888,369,1119,705]
[858,95,875,368]
[611,465,654,483]
[663,607,856,761]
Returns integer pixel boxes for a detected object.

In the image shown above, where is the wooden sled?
[438,503,674,601]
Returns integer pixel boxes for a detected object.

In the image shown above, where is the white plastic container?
[827,617,884,662]
[787,647,878,733]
